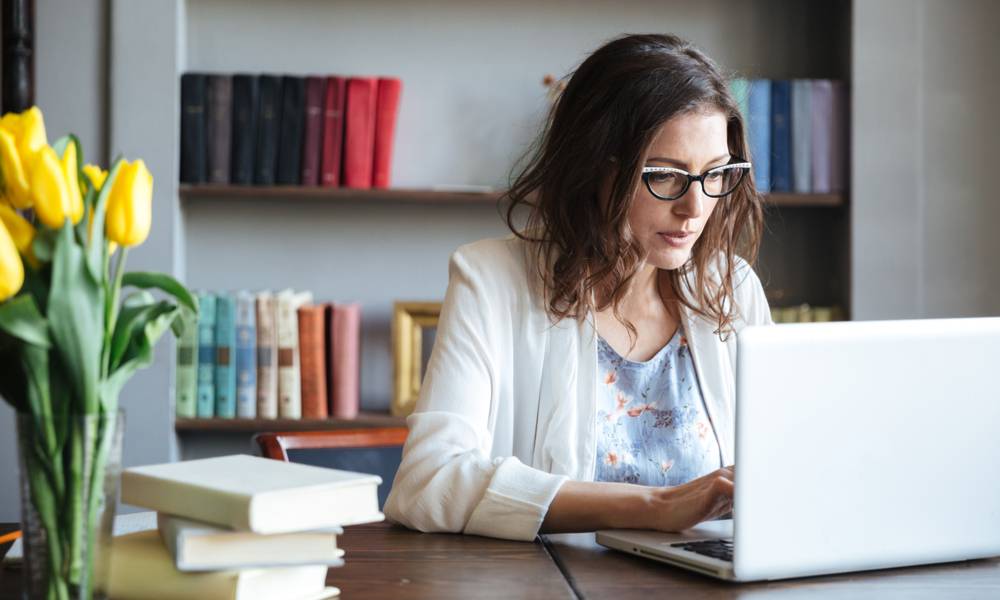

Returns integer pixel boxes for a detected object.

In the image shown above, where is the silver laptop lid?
[734,317,1000,581]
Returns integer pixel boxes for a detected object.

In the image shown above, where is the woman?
[384,33,771,541]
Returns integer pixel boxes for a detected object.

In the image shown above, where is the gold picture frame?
[391,301,442,417]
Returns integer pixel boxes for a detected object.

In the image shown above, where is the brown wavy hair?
[503,33,764,341]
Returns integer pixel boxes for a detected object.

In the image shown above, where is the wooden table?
[3,522,1000,599]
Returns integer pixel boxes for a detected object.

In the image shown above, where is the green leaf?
[104,304,184,407]
[0,294,50,348]
[108,298,173,371]
[32,228,57,263]
[48,221,105,414]
[51,135,70,158]
[122,271,199,314]
[86,157,124,283]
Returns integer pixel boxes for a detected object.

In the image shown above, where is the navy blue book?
[179,73,207,184]
[747,80,772,193]
[195,293,216,418]
[770,80,792,193]
[254,75,283,185]
[230,74,259,185]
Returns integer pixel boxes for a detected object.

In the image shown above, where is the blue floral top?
[594,327,723,486]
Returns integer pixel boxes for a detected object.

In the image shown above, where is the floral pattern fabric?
[594,327,723,486]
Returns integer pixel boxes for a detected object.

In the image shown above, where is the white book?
[158,513,345,572]
[121,454,383,534]
[256,291,279,419]
[276,289,313,419]
[108,530,330,600]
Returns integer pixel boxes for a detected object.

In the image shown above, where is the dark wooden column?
[2,0,35,113]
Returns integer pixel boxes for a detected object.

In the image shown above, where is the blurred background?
[0,0,997,520]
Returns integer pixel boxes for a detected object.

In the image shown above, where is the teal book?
[195,293,217,418]
[214,293,238,419]
[730,77,750,123]
[235,291,257,418]
[174,312,198,419]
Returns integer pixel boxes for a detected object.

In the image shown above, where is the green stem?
[82,412,115,598]
[26,445,70,600]
[66,417,94,585]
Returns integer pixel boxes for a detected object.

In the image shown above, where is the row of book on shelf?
[180,73,402,189]
[175,290,361,421]
[731,79,847,195]
[770,304,844,324]
[105,455,382,598]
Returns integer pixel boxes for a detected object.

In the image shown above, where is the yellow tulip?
[0,127,31,209]
[106,159,152,247]
[0,219,23,301]
[30,146,75,229]
[60,142,84,224]
[83,163,108,191]
[16,107,47,160]
[0,202,37,267]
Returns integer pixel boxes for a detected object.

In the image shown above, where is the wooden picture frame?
[391,301,442,417]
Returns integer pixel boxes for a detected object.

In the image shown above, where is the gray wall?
[852,0,1000,320]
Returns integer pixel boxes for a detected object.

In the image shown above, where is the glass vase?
[16,410,124,600]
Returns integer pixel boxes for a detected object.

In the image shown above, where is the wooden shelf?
[175,411,406,433]
[179,184,844,208]
[179,184,501,205]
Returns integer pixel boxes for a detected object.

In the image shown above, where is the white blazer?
[384,235,773,541]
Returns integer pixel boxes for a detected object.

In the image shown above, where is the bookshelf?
[168,0,853,457]
[175,412,406,433]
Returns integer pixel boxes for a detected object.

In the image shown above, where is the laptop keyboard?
[670,539,733,562]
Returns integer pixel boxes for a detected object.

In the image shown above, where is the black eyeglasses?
[640,159,752,201]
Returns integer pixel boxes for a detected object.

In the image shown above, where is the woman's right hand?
[646,465,734,532]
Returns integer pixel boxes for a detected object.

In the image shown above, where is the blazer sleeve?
[383,244,568,541]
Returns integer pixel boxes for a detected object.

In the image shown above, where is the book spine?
[277,290,303,419]
[214,294,237,419]
[329,303,361,419]
[372,77,402,189]
[298,305,328,419]
[179,73,207,184]
[256,292,279,419]
[747,79,772,193]
[770,80,792,193]
[320,76,346,187]
[342,77,378,189]
[276,76,306,185]
[174,315,198,419]
[829,81,848,193]
[205,75,233,184]
[730,77,750,123]
[195,293,216,418]
[254,75,283,185]
[235,291,257,418]
[791,79,812,194]
[300,76,325,186]
[230,74,259,185]
[810,80,833,193]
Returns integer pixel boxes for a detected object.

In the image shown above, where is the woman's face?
[627,110,730,271]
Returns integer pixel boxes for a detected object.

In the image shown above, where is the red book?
[300,76,325,186]
[342,77,377,189]
[372,78,402,189]
[320,76,346,187]
[326,303,361,419]
[297,305,328,419]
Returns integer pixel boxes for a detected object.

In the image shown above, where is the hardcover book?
[770,80,792,193]
[174,312,198,419]
[342,77,378,189]
[179,73,207,184]
[254,75,283,185]
[256,291,279,419]
[320,77,347,187]
[235,291,257,418]
[298,304,328,419]
[327,303,361,419]
[300,76,325,186]
[195,292,216,418]
[231,74,259,185]
[214,293,237,419]
[205,74,233,184]
[121,454,383,534]
[372,77,402,189]
[747,79,772,193]
[276,76,306,185]
[791,79,813,194]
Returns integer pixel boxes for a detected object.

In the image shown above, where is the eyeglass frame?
[640,159,752,201]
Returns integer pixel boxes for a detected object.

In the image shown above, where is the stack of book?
[175,290,361,421]
[180,73,403,189]
[111,454,383,599]
[730,79,848,194]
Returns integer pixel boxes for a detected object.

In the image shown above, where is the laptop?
[597,317,1000,581]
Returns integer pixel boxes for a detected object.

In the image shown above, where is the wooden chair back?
[254,427,409,462]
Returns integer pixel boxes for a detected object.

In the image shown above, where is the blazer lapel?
[680,304,736,465]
